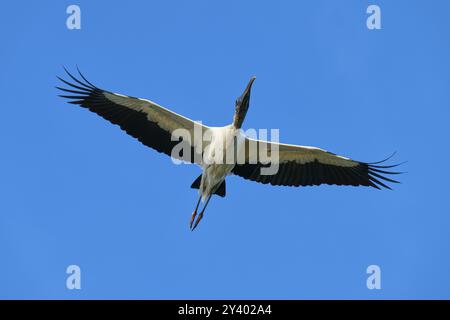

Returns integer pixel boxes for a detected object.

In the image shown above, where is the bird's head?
[233,76,256,129]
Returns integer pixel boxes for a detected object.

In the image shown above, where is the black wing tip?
[75,66,98,89]
[56,67,100,101]
[368,151,397,165]
[363,153,405,190]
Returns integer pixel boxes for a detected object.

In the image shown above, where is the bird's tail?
[190,175,226,198]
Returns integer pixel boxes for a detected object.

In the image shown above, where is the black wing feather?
[56,69,197,162]
[232,157,402,190]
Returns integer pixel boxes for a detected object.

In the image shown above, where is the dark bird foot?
[191,212,204,231]
[189,210,198,230]
[191,212,203,231]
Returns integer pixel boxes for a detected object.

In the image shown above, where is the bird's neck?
[232,105,247,129]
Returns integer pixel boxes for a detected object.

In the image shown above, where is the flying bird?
[57,68,402,230]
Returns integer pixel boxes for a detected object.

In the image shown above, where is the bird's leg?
[189,195,202,229]
[191,194,212,231]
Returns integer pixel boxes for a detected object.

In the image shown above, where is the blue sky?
[0,0,449,299]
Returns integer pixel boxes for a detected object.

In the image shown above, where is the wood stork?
[57,68,402,230]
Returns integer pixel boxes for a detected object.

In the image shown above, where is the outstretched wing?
[232,138,402,189]
[57,68,209,164]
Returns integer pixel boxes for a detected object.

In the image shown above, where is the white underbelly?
[200,163,234,200]
[198,125,246,200]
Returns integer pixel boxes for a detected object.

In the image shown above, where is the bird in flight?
[57,68,402,230]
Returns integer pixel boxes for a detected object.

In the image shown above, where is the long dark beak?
[233,76,256,129]
[244,76,256,95]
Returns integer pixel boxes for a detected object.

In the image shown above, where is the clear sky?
[1,0,449,299]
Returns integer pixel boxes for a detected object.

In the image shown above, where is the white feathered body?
[199,125,246,201]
